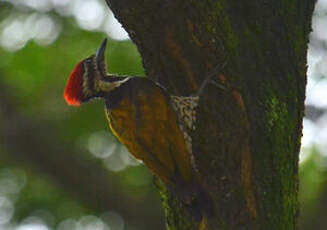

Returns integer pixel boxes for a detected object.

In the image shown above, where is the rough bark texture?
[105,1,316,229]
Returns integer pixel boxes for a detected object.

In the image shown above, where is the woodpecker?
[64,39,224,221]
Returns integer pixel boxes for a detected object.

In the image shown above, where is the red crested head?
[64,39,111,107]
[64,62,85,106]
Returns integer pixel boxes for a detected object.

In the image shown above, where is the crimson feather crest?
[64,62,84,106]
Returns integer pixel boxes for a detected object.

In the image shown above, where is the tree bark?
[105,1,316,229]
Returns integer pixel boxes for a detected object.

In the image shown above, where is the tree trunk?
[105,1,316,229]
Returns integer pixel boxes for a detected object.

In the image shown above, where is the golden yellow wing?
[105,81,193,189]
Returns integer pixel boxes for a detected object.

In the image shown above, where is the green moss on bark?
[105,0,315,229]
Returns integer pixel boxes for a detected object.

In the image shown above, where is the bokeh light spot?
[101,212,124,230]
[73,0,105,31]
[0,196,14,225]
[104,14,129,41]
[88,131,116,159]
[17,216,49,230]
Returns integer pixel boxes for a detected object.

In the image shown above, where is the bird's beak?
[95,38,107,76]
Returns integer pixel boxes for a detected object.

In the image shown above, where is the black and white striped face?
[80,55,101,99]
[64,39,129,106]
[64,54,102,106]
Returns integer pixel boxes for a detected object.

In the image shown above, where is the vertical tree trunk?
[105,1,316,229]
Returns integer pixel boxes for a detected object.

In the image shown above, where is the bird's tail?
[199,216,208,230]
[178,183,214,230]
[169,172,214,229]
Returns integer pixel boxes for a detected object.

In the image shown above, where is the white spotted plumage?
[170,95,199,169]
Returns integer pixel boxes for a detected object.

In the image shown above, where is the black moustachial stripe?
[83,56,98,94]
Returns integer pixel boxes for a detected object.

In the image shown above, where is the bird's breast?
[106,96,135,140]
